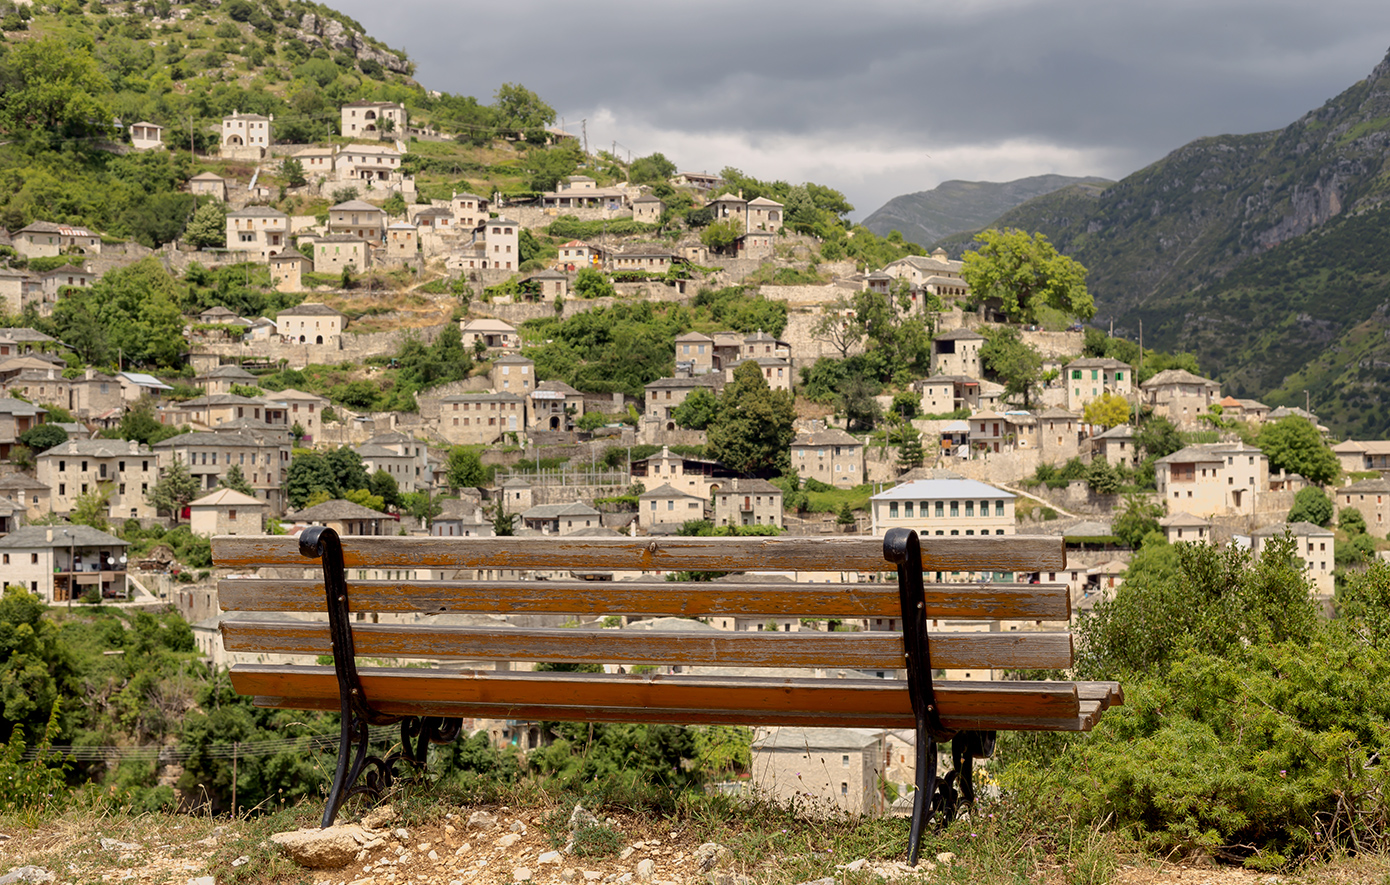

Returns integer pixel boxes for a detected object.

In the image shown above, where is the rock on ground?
[270,824,375,870]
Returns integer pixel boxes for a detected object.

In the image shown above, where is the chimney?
[46,528,52,544]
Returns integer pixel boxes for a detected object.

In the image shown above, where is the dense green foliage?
[1288,486,1334,526]
[704,362,796,476]
[1256,416,1341,485]
[961,228,1094,323]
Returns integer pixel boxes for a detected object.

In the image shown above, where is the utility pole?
[581,119,588,156]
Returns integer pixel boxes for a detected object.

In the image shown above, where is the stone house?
[438,392,527,444]
[269,252,311,292]
[37,265,94,311]
[632,194,664,224]
[791,426,865,489]
[12,221,63,259]
[630,446,733,500]
[67,371,123,420]
[0,269,41,315]
[481,217,520,271]
[1336,476,1390,534]
[1140,369,1221,426]
[708,193,748,227]
[930,328,985,377]
[278,303,347,345]
[334,144,401,182]
[1155,443,1267,516]
[154,428,290,512]
[413,207,456,233]
[751,727,886,817]
[520,501,602,535]
[356,443,421,494]
[0,524,129,603]
[188,488,267,537]
[746,196,784,233]
[491,354,535,395]
[735,230,775,260]
[729,357,792,393]
[674,332,715,375]
[188,172,228,201]
[292,146,337,177]
[460,318,520,351]
[1064,357,1133,414]
[328,200,387,242]
[310,235,371,275]
[640,483,707,527]
[644,376,719,427]
[0,397,45,460]
[340,101,407,138]
[529,380,585,431]
[56,225,101,255]
[609,249,677,274]
[522,269,568,302]
[35,439,158,521]
[451,192,488,229]
[711,478,783,529]
[0,474,50,522]
[288,499,393,536]
[384,222,419,261]
[221,111,273,157]
[1090,423,1138,467]
[883,249,968,290]
[1159,512,1212,545]
[1036,407,1081,462]
[742,330,790,361]
[430,496,492,538]
[1332,439,1390,474]
[915,375,980,415]
[360,432,434,493]
[157,393,287,431]
[671,171,723,192]
[194,364,259,394]
[1251,521,1334,597]
[870,477,1015,539]
[116,371,173,403]
[226,206,289,261]
[557,240,603,270]
[273,388,330,443]
[129,121,164,150]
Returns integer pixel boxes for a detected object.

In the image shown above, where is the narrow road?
[1001,483,1080,519]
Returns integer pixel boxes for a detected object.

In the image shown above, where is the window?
[995,500,1005,516]
[31,553,38,564]
[889,502,899,518]
[935,501,944,518]
[965,501,974,517]
[841,755,849,768]
[950,501,959,517]
[228,509,237,521]
[904,502,913,517]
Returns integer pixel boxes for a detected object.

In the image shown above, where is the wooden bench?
[211,527,1122,865]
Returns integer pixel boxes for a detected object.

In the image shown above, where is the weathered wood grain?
[212,534,1066,573]
[230,666,1098,731]
[220,621,1074,670]
[218,578,1071,621]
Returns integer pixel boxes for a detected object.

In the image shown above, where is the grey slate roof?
[0,524,128,549]
[289,500,390,521]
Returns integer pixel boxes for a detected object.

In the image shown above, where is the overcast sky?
[329,0,1390,218]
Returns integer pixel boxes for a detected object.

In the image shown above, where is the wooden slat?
[220,621,1074,670]
[229,666,1097,731]
[212,535,1066,574]
[218,578,1072,621]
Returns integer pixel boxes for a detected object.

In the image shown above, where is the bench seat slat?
[230,666,1102,731]
[217,579,1072,621]
[212,535,1066,573]
[220,621,1075,670]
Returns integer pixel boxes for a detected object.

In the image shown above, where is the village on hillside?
[0,98,1376,815]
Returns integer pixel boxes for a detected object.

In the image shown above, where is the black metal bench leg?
[885,528,954,867]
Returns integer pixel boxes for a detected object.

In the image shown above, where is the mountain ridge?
[861,174,1112,245]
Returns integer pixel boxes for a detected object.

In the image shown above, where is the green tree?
[324,447,370,495]
[980,327,1043,408]
[17,424,67,453]
[961,228,1094,324]
[50,259,186,368]
[71,484,113,531]
[671,388,718,430]
[896,427,925,472]
[629,152,676,185]
[705,361,796,476]
[447,447,485,490]
[280,158,307,188]
[1256,416,1340,485]
[1134,416,1184,460]
[812,295,863,359]
[0,36,112,140]
[118,398,184,445]
[368,470,402,511]
[1113,495,1163,548]
[839,374,881,432]
[381,192,407,219]
[147,457,200,525]
[494,83,555,130]
[0,587,80,744]
[218,464,255,496]
[700,219,742,253]
[851,282,932,382]
[573,267,614,299]
[1085,458,1122,494]
[183,201,227,249]
[1340,507,1368,536]
[1084,392,1130,428]
[491,499,515,536]
[1288,486,1333,526]
[836,502,856,526]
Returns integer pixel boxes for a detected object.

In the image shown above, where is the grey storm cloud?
[328,0,1390,213]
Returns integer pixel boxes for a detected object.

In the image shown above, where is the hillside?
[956,48,1390,434]
[861,174,1111,245]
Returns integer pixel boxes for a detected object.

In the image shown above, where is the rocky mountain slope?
[961,47,1390,436]
[861,174,1111,245]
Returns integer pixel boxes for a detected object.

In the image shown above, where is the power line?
[24,725,402,763]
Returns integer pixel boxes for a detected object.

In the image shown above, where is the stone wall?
[503,205,636,230]
[197,320,448,369]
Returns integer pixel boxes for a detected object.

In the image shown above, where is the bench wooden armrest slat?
[221,621,1075,671]
[218,579,1072,621]
[212,535,1066,573]
[230,666,1101,731]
